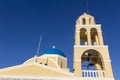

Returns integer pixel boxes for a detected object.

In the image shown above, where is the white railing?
[82,70,105,78]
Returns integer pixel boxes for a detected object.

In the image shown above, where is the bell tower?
[74,13,114,80]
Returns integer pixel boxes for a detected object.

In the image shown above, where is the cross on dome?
[52,45,56,49]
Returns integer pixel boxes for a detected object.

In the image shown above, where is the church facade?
[0,13,114,80]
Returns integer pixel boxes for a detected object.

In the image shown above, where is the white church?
[0,13,114,80]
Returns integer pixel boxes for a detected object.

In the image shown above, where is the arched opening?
[90,28,99,45]
[82,18,86,25]
[81,49,105,77]
[80,28,87,45]
[81,49,103,70]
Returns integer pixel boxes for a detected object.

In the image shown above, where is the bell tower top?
[76,13,95,25]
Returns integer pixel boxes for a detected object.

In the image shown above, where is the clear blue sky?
[0,0,119,79]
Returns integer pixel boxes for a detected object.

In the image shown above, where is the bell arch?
[82,18,86,25]
[81,49,104,70]
[90,28,100,45]
[80,28,87,45]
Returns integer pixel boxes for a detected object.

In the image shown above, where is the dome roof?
[42,46,66,57]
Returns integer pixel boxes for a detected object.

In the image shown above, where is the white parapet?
[82,70,105,78]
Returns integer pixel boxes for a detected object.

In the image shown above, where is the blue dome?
[42,48,66,57]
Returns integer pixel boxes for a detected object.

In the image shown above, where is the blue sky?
[0,0,120,79]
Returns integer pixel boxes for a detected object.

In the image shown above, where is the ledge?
[75,24,101,27]
[74,45,108,48]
